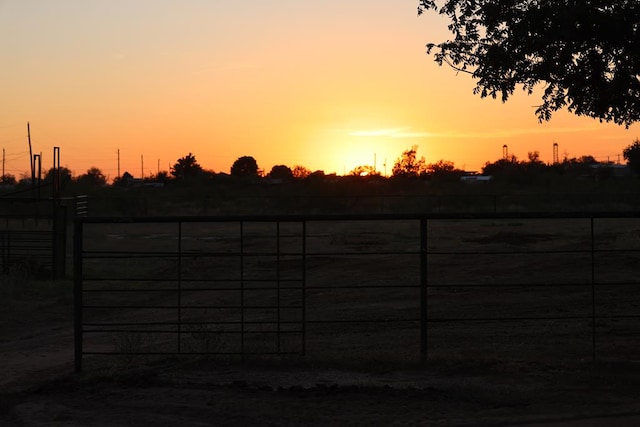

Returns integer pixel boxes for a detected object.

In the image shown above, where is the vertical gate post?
[73,220,84,373]
[591,217,596,362]
[301,220,307,357]
[177,221,182,353]
[52,204,67,279]
[276,221,281,354]
[420,217,428,362]
[240,221,245,361]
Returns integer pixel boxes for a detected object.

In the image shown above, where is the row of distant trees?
[140,149,469,184]
[2,139,640,190]
[0,166,107,188]
[158,139,640,184]
[126,138,640,185]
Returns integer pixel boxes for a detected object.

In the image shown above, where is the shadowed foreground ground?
[4,346,640,426]
[3,296,640,426]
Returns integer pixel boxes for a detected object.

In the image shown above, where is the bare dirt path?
[3,308,640,424]
[4,336,640,426]
[1,321,74,393]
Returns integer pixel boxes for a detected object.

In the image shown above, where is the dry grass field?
[3,215,640,425]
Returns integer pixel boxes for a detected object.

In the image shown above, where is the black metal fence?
[93,192,640,216]
[74,213,640,372]
[0,198,71,278]
[0,195,88,278]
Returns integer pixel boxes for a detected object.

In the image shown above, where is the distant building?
[115,171,163,188]
[461,172,492,183]
[589,163,631,178]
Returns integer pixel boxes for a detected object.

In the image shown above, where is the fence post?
[591,217,596,362]
[73,220,83,373]
[240,221,245,361]
[177,221,182,353]
[0,231,7,273]
[276,221,281,354]
[420,217,428,362]
[52,204,67,279]
[301,220,307,357]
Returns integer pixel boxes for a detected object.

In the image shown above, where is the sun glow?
[1,2,637,180]
[324,125,439,176]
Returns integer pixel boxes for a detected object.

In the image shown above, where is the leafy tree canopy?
[0,174,16,186]
[392,146,427,177]
[481,155,521,176]
[349,165,381,177]
[268,165,294,180]
[291,165,311,179]
[171,153,203,179]
[426,160,462,177]
[418,1,640,127]
[623,138,640,174]
[44,166,73,184]
[230,156,259,177]
[152,171,171,184]
[76,167,107,187]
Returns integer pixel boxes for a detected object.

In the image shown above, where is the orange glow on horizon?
[0,2,637,180]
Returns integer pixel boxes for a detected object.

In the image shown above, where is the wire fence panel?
[74,213,640,371]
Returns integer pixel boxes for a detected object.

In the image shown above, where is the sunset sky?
[1,0,638,180]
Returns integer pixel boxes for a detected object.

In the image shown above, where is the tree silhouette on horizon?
[231,156,259,177]
[623,139,640,175]
[171,153,203,180]
[392,146,427,177]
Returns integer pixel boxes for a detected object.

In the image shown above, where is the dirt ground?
[4,217,640,425]
[4,321,640,426]
[4,292,640,425]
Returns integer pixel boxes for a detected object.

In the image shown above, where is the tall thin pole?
[117,149,120,178]
[2,148,5,178]
[73,221,84,373]
[157,158,160,176]
[28,122,34,197]
[53,147,61,200]
[420,218,428,362]
[27,122,33,178]
[141,155,144,179]
[33,154,41,199]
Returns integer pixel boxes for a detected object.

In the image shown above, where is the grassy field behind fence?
[75,214,640,368]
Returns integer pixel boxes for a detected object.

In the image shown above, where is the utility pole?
[27,122,33,177]
[53,147,61,201]
[28,122,35,197]
[33,153,41,199]
[141,155,144,179]
[2,148,5,179]
[157,158,160,176]
[117,149,120,178]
